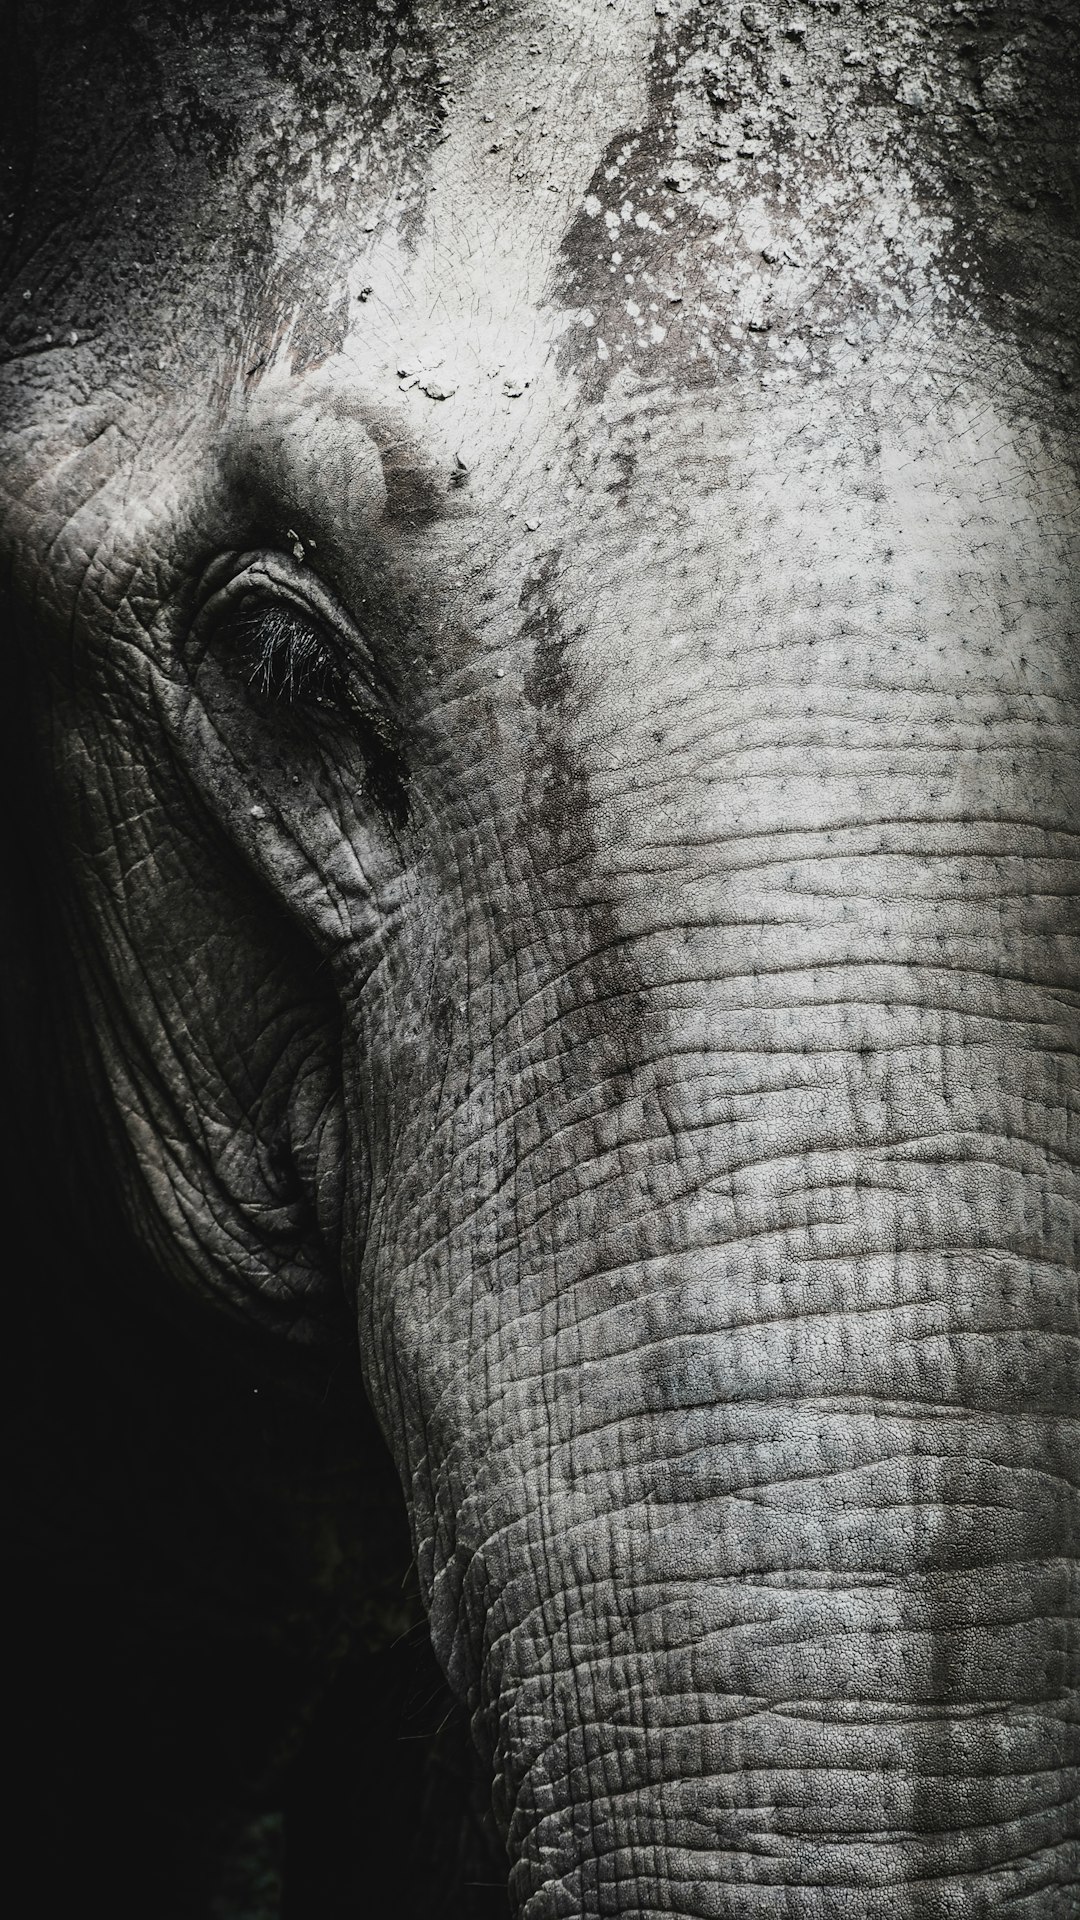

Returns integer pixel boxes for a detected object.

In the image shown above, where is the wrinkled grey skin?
[3,0,1080,1914]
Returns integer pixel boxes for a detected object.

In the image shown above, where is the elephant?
[2,0,1080,1913]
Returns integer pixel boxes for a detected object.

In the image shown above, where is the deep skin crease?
[3,1,1080,1915]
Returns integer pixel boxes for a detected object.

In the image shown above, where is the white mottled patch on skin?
[323,1,660,432]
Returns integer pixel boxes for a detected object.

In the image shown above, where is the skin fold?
[2,1,1080,1913]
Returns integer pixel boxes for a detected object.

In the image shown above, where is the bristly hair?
[244,604,345,704]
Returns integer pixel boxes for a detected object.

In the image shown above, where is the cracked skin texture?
[3,0,1080,1914]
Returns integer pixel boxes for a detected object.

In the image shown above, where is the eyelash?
[242,604,348,707]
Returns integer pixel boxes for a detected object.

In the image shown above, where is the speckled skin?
[3,2,1080,1914]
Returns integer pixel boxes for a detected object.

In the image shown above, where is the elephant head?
[3,0,1080,1913]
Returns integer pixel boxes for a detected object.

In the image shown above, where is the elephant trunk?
[472,1234,1080,1918]
[415,981,1080,1917]
[377,596,1080,1911]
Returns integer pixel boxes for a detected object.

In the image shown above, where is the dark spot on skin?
[521,550,594,867]
[517,551,646,1114]
[360,724,411,829]
[521,550,572,711]
[379,446,449,527]
[557,3,787,399]
[924,5,1080,363]
[557,0,1080,404]
[605,444,637,506]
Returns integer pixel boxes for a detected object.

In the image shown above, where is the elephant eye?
[223,594,410,825]
[242,604,348,709]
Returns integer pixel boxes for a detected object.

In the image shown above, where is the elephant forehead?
[4,0,1078,667]
[247,0,1080,554]
[332,0,1078,404]
[3,5,1075,510]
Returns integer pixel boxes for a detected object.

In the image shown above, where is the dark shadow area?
[0,586,506,1916]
